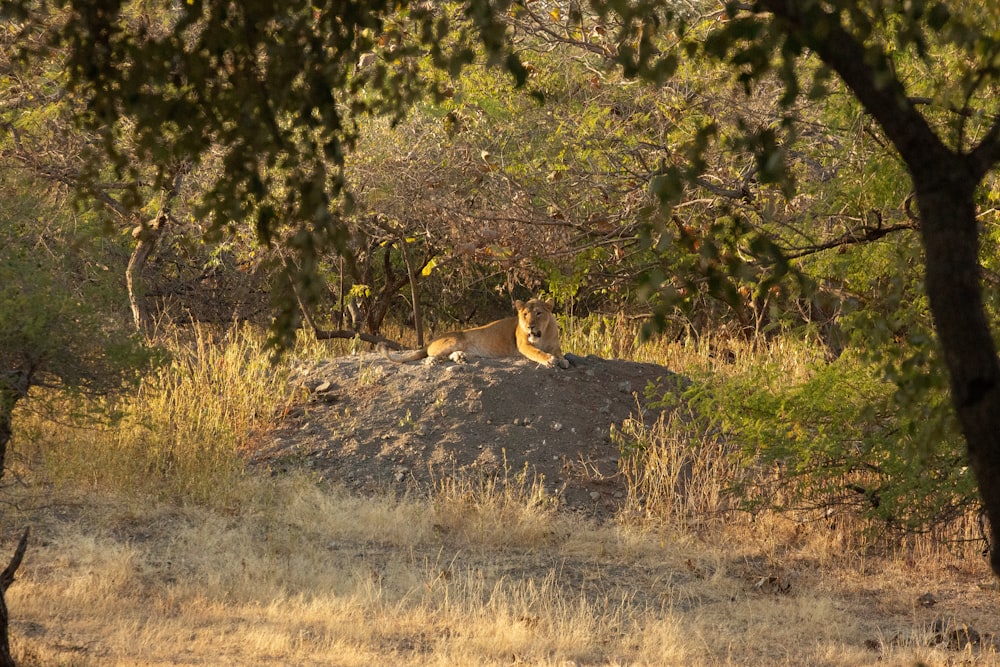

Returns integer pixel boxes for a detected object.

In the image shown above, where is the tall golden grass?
[615,405,743,531]
[14,325,298,505]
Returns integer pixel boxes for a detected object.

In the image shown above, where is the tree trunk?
[398,237,425,348]
[0,371,30,484]
[338,256,346,330]
[0,528,29,667]
[126,168,186,334]
[0,372,31,665]
[289,274,405,350]
[916,171,1000,574]
[0,397,13,487]
[760,0,1000,575]
[365,244,409,335]
[126,212,165,333]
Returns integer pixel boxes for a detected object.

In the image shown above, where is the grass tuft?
[16,325,296,505]
[431,457,562,548]
[615,404,743,531]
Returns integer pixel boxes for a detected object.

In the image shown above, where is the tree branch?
[784,222,917,259]
[968,114,1000,181]
[756,0,952,187]
[3,121,134,219]
[0,529,29,593]
[310,328,405,349]
[289,270,405,351]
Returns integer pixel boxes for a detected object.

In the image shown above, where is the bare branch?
[784,222,918,260]
[310,328,405,349]
[0,528,29,593]
[2,121,133,220]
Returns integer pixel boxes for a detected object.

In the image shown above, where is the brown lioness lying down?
[380,298,570,369]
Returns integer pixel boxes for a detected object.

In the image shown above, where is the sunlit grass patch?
[7,471,998,667]
[430,457,564,549]
[13,324,297,505]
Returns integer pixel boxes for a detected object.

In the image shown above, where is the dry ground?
[5,480,999,667]
[255,352,683,514]
[5,351,1000,666]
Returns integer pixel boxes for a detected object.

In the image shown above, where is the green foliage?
[0,169,150,397]
[676,351,974,530]
[1,0,536,345]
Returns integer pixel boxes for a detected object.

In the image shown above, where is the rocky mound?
[255,352,682,516]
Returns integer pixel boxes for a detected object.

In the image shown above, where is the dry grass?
[4,475,998,667]
[615,405,742,532]
[561,312,828,383]
[4,324,999,666]
[12,324,299,505]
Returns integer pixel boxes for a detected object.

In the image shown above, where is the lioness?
[381,298,570,368]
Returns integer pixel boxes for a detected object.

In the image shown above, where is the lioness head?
[515,298,556,344]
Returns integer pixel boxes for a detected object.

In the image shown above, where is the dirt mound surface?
[255,352,683,516]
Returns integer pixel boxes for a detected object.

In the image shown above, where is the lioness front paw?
[542,355,569,369]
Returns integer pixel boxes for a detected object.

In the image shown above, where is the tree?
[797,3,1000,570]
[1,7,297,336]
[593,0,1000,570]
[2,0,530,346]
[0,165,149,665]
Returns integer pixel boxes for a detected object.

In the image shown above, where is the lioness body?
[382,298,569,369]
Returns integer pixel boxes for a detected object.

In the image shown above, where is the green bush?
[677,349,975,532]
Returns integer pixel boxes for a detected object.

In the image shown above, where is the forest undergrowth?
[3,322,997,666]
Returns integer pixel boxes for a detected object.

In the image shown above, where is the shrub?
[684,350,976,533]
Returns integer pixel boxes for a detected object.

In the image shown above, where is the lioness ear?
[514,300,525,310]
[544,299,555,311]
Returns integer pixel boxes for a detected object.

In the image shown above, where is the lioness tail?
[378,343,428,364]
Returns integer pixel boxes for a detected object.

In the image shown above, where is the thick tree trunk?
[916,173,1000,574]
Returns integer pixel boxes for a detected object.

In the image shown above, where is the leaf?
[927,3,950,31]
[648,166,684,208]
